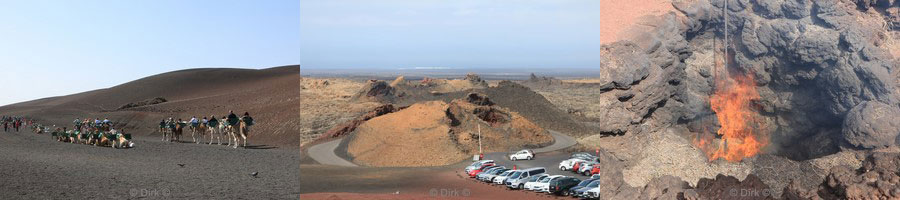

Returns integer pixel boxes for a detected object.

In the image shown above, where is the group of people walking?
[159,110,254,148]
[2,116,29,132]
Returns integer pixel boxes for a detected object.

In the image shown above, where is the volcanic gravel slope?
[0,66,300,147]
[0,131,299,199]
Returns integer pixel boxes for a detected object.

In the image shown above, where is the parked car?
[567,178,598,197]
[578,161,598,175]
[573,180,601,198]
[523,174,549,191]
[483,168,511,182]
[465,160,494,173]
[467,163,496,177]
[586,186,602,199]
[589,164,603,175]
[535,175,564,192]
[558,158,589,171]
[570,153,599,161]
[506,167,546,189]
[548,177,582,196]
[474,166,501,179]
[476,167,503,181]
[509,149,534,161]
[572,160,588,172]
[493,170,515,185]
[571,152,593,158]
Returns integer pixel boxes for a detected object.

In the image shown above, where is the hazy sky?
[300,0,601,69]
[0,0,300,106]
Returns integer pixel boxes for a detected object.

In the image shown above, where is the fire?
[694,67,768,162]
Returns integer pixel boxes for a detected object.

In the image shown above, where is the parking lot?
[464,149,610,199]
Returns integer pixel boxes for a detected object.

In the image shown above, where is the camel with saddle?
[205,118,226,145]
[190,121,204,144]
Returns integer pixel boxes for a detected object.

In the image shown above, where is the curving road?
[306,130,575,167]
[534,130,576,153]
[307,138,358,167]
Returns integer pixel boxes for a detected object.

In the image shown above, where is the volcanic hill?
[0,65,301,147]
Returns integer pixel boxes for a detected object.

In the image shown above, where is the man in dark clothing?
[208,116,219,127]
[226,110,239,126]
[241,112,254,126]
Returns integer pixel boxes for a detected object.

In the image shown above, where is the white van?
[505,167,547,189]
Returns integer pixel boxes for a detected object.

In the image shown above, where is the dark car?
[567,178,597,196]
[548,177,581,196]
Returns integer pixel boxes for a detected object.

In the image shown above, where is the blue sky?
[300,0,601,69]
[0,0,300,106]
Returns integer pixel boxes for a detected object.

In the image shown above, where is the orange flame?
[694,67,768,162]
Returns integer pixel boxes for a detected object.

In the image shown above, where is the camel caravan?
[159,110,254,149]
[51,118,135,149]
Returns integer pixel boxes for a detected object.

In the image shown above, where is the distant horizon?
[0,64,299,107]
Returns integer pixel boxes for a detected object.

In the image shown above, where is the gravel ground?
[0,130,299,199]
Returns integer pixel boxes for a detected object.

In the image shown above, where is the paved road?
[307,138,358,167]
[535,130,576,153]
[307,130,576,167]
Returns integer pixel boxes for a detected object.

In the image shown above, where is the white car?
[585,185,602,199]
[509,149,534,161]
[493,170,515,185]
[578,162,598,175]
[558,158,588,171]
[523,174,548,190]
[535,175,564,192]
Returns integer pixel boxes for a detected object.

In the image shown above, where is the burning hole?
[694,70,769,162]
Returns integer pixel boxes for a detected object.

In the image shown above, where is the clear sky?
[0,0,300,106]
[300,0,601,69]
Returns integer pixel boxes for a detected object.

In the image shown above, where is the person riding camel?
[241,112,254,126]
[167,117,176,130]
[190,116,199,128]
[201,117,208,125]
[94,118,101,131]
[226,110,239,127]
[159,119,166,131]
[208,115,219,127]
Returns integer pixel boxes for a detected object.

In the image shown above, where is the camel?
[169,122,185,142]
[61,130,73,142]
[70,130,81,144]
[232,118,252,148]
[85,130,98,145]
[207,121,225,145]
[191,123,205,144]
[96,131,112,147]
[114,132,134,148]
[162,121,172,142]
